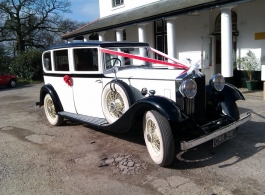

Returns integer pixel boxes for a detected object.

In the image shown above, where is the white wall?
[99,0,159,18]
[100,0,265,72]
[236,0,265,69]
[175,11,210,65]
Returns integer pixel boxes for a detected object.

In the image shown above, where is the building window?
[215,10,237,33]
[154,19,167,60]
[123,29,126,41]
[113,0,124,7]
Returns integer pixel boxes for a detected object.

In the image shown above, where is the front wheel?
[143,110,175,166]
[44,94,64,126]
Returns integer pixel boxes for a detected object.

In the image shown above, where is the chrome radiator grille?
[184,75,206,121]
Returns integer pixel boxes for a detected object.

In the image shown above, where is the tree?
[0,0,78,52]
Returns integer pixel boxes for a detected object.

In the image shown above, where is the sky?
[63,0,100,23]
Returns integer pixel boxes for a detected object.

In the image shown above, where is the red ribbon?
[63,75,72,86]
[100,48,189,69]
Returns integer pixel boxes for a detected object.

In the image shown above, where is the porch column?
[67,38,74,43]
[138,23,148,58]
[116,29,124,41]
[221,6,233,83]
[84,34,91,42]
[166,17,177,68]
[138,23,148,42]
[98,31,106,41]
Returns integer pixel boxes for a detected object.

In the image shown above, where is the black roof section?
[44,41,150,51]
[62,0,246,39]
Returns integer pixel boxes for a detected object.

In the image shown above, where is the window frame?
[71,47,101,74]
[112,0,124,7]
[53,49,70,72]
[42,51,52,71]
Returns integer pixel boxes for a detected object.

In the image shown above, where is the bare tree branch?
[0,0,84,52]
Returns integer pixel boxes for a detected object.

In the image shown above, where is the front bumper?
[180,112,251,150]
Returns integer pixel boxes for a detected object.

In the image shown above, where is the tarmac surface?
[0,83,264,195]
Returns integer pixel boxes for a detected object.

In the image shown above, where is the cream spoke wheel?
[106,91,125,119]
[47,99,56,119]
[102,80,135,124]
[44,93,63,126]
[147,119,161,155]
[143,110,175,166]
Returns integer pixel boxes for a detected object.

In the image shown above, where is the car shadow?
[169,119,265,170]
[61,105,263,169]
[82,121,146,146]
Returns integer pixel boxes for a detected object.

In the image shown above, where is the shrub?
[237,50,260,81]
[9,49,42,80]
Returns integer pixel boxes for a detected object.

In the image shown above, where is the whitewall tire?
[44,93,64,126]
[143,110,175,166]
[102,80,134,124]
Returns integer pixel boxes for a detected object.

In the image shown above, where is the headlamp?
[179,79,197,99]
[210,73,225,91]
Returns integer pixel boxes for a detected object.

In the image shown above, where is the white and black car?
[36,41,251,166]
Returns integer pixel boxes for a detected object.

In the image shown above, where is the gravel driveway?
[1,83,264,195]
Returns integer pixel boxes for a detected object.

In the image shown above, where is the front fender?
[39,84,64,113]
[100,96,183,133]
[206,83,245,102]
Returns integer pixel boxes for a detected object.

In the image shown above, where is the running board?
[58,111,108,129]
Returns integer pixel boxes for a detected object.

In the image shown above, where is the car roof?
[44,41,150,51]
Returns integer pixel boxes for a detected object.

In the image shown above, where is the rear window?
[43,52,52,71]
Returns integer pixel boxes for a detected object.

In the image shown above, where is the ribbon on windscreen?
[100,48,189,70]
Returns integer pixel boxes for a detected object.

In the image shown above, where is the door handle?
[95,79,102,83]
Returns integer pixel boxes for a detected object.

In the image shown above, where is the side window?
[54,49,69,71]
[74,48,98,71]
[43,52,52,71]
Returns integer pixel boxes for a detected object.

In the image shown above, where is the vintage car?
[0,72,18,88]
[36,41,251,166]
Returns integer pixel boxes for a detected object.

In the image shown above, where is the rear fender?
[39,84,63,113]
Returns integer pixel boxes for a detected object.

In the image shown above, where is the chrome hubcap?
[11,81,16,87]
[106,91,124,119]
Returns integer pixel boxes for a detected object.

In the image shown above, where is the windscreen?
[103,47,150,70]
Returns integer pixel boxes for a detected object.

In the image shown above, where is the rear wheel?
[143,110,175,166]
[44,93,64,126]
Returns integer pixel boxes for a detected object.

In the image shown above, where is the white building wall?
[126,26,138,41]
[104,30,116,41]
[237,0,265,67]
[99,0,159,18]
[175,11,210,64]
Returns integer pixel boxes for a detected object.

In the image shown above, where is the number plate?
[213,129,236,147]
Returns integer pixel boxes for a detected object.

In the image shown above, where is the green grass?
[18,79,43,85]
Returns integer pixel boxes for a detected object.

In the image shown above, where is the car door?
[0,73,9,85]
[71,47,104,118]
[43,49,76,113]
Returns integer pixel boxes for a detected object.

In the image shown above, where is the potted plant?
[237,50,261,91]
